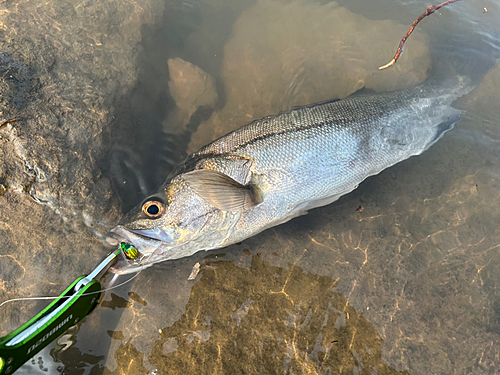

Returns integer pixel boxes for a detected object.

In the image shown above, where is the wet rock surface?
[0,0,164,334]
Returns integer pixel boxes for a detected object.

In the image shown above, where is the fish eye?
[142,200,165,218]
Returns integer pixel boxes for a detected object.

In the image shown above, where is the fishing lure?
[121,242,140,260]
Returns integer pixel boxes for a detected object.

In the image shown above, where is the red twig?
[0,118,19,129]
[379,0,462,70]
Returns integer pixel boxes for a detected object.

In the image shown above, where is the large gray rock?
[0,0,164,335]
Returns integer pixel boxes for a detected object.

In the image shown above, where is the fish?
[109,76,471,274]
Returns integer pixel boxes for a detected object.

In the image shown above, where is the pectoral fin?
[182,169,262,212]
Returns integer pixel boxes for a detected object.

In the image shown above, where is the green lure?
[120,243,139,260]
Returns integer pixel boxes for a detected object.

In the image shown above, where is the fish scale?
[109,76,472,273]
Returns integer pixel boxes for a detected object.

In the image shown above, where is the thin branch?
[0,118,19,129]
[379,0,462,70]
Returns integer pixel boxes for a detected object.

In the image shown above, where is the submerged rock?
[104,256,411,375]
[189,0,430,152]
[164,57,218,133]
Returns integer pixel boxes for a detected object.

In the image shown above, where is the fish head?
[108,172,245,274]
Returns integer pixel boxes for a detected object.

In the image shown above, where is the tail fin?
[417,74,474,152]
[425,113,461,151]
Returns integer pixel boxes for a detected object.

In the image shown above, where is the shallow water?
[1,0,500,374]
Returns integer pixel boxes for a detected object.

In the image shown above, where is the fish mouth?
[106,226,164,274]
[128,228,173,243]
[108,226,166,246]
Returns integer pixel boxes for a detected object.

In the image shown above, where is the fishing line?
[1,233,165,309]
[0,266,144,308]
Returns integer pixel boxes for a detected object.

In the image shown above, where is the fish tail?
[425,113,461,151]
[417,73,474,152]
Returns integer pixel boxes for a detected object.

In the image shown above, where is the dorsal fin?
[182,169,262,212]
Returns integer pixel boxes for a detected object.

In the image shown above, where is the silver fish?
[109,77,471,274]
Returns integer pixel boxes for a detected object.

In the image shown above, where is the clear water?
[3,0,500,374]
